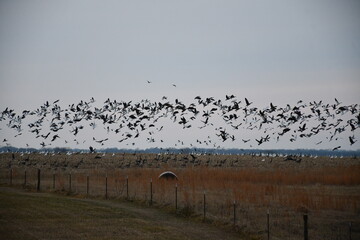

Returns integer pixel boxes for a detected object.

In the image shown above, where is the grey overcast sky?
[0,0,359,150]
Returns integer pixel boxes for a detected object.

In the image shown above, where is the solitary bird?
[89,146,95,153]
[332,146,341,151]
[245,98,252,106]
[349,136,357,145]
[51,135,59,142]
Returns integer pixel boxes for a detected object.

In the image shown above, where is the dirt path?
[0,187,248,240]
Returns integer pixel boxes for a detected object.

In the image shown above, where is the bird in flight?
[245,98,252,106]
[0,95,358,151]
[51,135,59,142]
[332,146,341,151]
[89,146,95,153]
[349,136,357,145]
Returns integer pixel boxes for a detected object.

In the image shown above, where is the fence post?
[150,178,153,206]
[69,173,72,193]
[349,221,352,240]
[267,209,270,240]
[86,175,89,196]
[10,169,12,186]
[303,214,308,240]
[175,183,178,211]
[233,200,236,226]
[126,176,129,200]
[37,169,41,192]
[52,173,55,189]
[203,191,206,221]
[105,174,108,199]
[23,170,27,187]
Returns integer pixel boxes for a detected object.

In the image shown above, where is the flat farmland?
[1,152,360,240]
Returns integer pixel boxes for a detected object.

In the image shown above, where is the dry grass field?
[1,152,360,239]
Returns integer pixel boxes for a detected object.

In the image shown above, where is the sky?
[0,0,359,151]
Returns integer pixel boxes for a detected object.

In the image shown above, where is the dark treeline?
[0,146,359,157]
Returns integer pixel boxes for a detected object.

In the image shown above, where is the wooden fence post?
[150,178,153,206]
[37,169,41,192]
[175,183,178,211]
[203,191,206,221]
[105,174,108,199]
[86,175,89,196]
[69,173,72,193]
[303,214,308,240]
[349,221,352,240]
[10,169,12,186]
[52,173,55,189]
[233,200,236,226]
[23,170,27,187]
[267,209,270,240]
[126,176,129,200]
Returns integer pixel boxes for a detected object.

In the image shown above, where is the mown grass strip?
[0,187,246,240]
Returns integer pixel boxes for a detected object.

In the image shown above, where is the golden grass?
[3,165,360,212]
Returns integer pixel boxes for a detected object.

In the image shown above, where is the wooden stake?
[86,175,89,196]
[203,191,206,221]
[349,221,352,240]
[126,176,129,200]
[69,173,72,193]
[105,174,108,199]
[233,201,236,226]
[23,170,27,187]
[267,209,270,240]
[37,169,40,192]
[52,173,55,189]
[175,183,178,211]
[303,214,308,240]
[150,178,153,206]
[10,169,13,186]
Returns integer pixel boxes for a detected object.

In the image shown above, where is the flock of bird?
[0,95,359,151]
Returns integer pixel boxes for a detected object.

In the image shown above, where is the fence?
[1,167,359,240]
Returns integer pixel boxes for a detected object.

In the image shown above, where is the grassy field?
[0,186,246,240]
[1,152,360,239]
